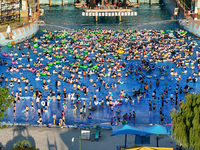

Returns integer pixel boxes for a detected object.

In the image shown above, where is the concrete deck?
[0,126,176,150]
[0,18,39,46]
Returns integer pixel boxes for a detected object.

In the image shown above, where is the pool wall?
[181,20,200,37]
[163,0,200,37]
[0,19,39,46]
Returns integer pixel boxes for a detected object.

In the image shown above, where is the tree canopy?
[172,93,200,149]
[0,86,14,120]
[11,140,36,150]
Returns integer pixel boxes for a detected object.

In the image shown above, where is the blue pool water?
[0,4,199,128]
[39,4,179,30]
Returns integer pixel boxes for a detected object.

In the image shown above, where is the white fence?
[82,12,137,16]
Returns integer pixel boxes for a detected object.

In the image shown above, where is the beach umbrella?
[29,7,32,16]
[112,125,150,148]
[143,125,169,147]
[7,25,11,33]
[194,6,198,14]
[194,6,198,20]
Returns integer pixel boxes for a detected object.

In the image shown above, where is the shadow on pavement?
[60,129,80,150]
[4,126,36,150]
[0,142,3,150]
[47,134,57,150]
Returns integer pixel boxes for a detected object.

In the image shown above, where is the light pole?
[184,0,185,18]
[19,0,21,23]
[72,136,81,150]
[37,0,40,11]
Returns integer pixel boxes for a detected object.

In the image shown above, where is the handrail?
[179,0,190,10]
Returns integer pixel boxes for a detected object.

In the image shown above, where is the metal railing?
[37,20,45,26]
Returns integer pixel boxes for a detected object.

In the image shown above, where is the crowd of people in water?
[0,28,199,127]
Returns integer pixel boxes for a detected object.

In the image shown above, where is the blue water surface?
[0,4,199,128]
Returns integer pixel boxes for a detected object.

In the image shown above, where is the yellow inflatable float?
[116,49,124,54]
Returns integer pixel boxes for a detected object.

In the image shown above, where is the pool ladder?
[179,19,189,27]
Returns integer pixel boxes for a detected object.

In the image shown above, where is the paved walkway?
[0,126,176,150]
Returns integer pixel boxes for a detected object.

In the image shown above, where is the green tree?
[172,93,200,149]
[0,87,14,126]
[11,140,36,150]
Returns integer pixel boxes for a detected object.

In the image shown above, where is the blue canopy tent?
[111,125,150,148]
[143,125,169,147]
